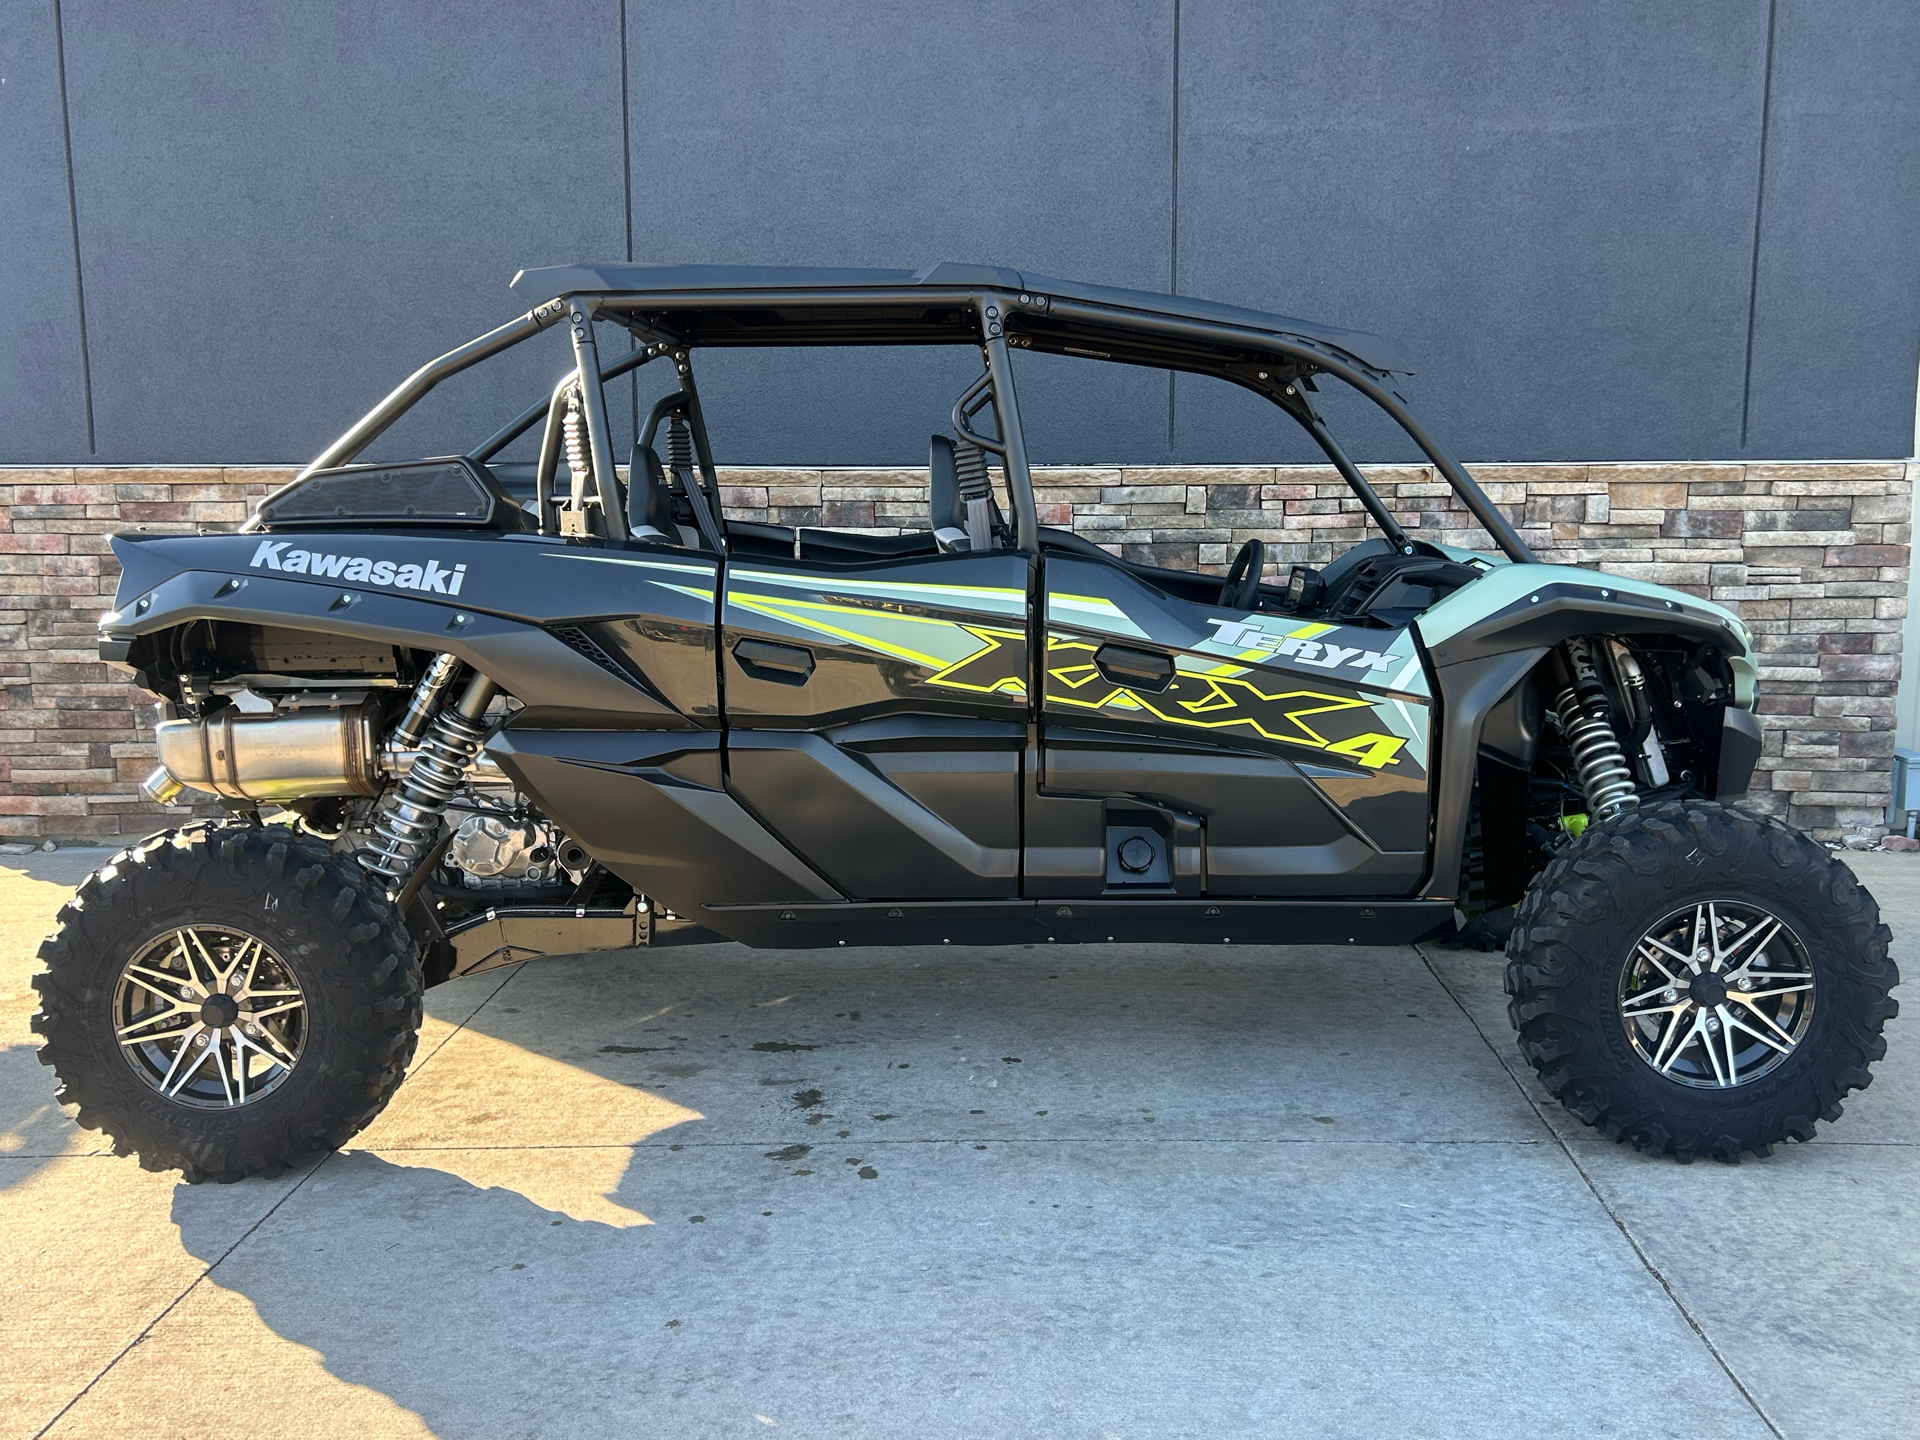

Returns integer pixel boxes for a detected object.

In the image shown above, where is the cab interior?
[483,363,1490,633]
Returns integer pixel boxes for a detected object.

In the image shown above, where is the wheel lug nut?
[1664,988,1678,1001]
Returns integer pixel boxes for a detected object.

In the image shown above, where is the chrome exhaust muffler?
[151,705,383,803]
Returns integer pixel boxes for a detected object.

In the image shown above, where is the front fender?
[1415,563,1751,671]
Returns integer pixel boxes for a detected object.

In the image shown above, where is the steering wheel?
[1218,538,1267,611]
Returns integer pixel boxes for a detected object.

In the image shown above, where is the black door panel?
[720,552,1029,901]
[1039,728,1421,896]
[539,549,721,724]
[831,715,1024,855]
[727,731,1017,899]
[1295,761,1431,855]
[1205,838,1416,894]
[1038,554,1431,897]
[723,553,1030,726]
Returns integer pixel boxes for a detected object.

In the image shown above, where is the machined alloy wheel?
[1619,901,1814,1089]
[114,926,308,1108]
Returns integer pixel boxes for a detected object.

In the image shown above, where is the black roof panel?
[508,262,1409,373]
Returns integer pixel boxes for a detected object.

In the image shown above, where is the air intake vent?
[549,625,637,683]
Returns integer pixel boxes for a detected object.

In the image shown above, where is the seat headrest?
[627,442,676,537]
[929,434,962,533]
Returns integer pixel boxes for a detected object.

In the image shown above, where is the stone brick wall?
[0,469,281,844]
[1,461,1909,843]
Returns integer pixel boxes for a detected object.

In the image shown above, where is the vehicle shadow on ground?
[182,1152,662,1425]
[157,941,1540,1437]
[0,1043,95,1184]
[170,1148,657,1437]
[149,940,1536,1436]
[0,852,120,1194]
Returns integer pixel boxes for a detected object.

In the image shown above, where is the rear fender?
[101,530,718,723]
[105,568,680,719]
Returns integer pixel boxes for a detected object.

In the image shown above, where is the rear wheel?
[1504,800,1899,1162]
[32,824,422,1182]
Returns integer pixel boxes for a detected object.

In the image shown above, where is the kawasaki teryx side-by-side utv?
[34,263,1897,1179]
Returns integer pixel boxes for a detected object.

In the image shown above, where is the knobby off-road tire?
[1504,799,1898,1163]
[32,824,423,1182]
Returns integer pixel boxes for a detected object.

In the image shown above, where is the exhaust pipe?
[140,766,187,805]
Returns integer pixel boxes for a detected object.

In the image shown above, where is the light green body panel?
[1412,554,1757,708]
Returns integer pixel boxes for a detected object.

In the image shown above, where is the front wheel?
[31,824,422,1182]
[1504,800,1899,1162]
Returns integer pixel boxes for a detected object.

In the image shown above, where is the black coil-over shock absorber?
[361,658,497,889]
[1554,637,1638,821]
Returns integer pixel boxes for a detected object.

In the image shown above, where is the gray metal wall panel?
[624,0,1176,467]
[3,3,1916,466]
[58,1,628,465]
[0,2,90,460]
[1741,0,1920,460]
[1173,0,1775,465]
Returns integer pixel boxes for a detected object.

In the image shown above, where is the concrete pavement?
[2,847,1912,1438]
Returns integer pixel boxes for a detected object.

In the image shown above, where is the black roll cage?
[258,283,1535,565]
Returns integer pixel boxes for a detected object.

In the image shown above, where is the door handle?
[1094,643,1175,693]
[733,638,816,685]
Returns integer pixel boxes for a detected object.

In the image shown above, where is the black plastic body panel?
[487,730,840,917]
[1036,730,1422,897]
[1478,668,1543,768]
[718,550,1030,900]
[1717,706,1764,800]
[1423,648,1549,902]
[726,729,1019,899]
[590,613,717,725]
[103,531,719,727]
[703,897,1454,949]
